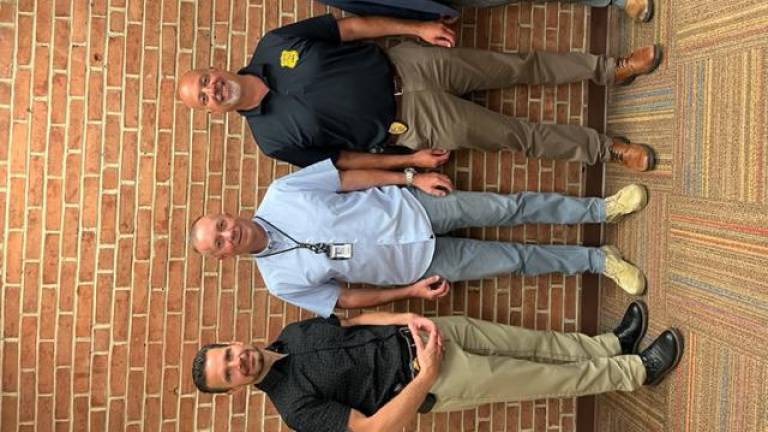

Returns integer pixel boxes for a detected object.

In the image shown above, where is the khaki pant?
[386,42,616,164]
[428,316,646,412]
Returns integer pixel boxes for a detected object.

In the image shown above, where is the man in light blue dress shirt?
[190,159,648,317]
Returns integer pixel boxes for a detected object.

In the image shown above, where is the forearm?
[341,311,417,327]
[336,286,416,310]
[338,169,406,191]
[335,151,414,170]
[337,16,423,41]
[349,374,435,432]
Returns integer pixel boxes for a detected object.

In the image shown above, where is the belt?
[396,328,437,413]
[386,71,406,147]
[398,327,420,379]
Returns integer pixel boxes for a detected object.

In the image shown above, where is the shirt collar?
[254,344,287,393]
[237,63,270,116]
[250,219,273,257]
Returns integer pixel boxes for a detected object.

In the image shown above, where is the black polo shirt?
[255,316,410,432]
[237,14,396,167]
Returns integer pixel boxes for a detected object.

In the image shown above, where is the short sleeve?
[284,397,351,432]
[271,280,341,318]
[272,159,342,193]
[268,14,341,43]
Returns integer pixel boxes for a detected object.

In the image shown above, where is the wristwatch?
[404,167,417,187]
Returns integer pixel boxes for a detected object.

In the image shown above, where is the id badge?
[327,243,353,260]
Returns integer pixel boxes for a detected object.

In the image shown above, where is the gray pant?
[412,189,606,280]
[448,0,625,7]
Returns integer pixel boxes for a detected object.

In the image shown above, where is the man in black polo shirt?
[191,302,683,432]
[178,14,662,172]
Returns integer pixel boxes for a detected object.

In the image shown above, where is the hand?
[410,149,451,169]
[409,320,444,381]
[409,275,451,301]
[418,21,456,48]
[412,172,454,197]
[408,314,443,341]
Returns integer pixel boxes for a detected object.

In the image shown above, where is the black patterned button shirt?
[255,316,410,432]
[238,14,396,167]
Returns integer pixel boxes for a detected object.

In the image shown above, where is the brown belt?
[397,327,437,413]
[398,327,420,379]
[387,71,405,147]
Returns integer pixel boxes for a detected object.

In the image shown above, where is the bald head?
[190,213,264,258]
[178,68,245,112]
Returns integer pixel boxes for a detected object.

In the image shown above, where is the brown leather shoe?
[625,0,654,23]
[614,44,663,86]
[610,137,656,171]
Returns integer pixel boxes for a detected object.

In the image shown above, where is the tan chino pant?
[427,316,646,412]
[386,42,616,164]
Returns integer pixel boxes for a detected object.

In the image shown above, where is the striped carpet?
[596,1,768,431]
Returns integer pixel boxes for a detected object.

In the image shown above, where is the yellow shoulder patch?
[280,50,300,68]
[388,121,408,135]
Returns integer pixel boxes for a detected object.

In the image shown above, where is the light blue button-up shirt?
[253,159,435,317]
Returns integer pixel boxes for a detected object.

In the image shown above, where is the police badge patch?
[280,50,300,68]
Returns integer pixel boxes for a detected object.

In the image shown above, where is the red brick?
[24,208,43,260]
[10,122,28,175]
[15,15,33,66]
[108,399,126,432]
[8,177,25,228]
[78,230,96,281]
[126,370,144,420]
[110,344,128,396]
[3,286,19,337]
[19,371,36,422]
[38,342,55,394]
[145,344,163,394]
[142,50,159,99]
[19,316,38,370]
[164,314,182,365]
[132,261,150,314]
[36,396,54,432]
[72,396,89,431]
[99,192,117,244]
[55,314,73,366]
[39,287,57,338]
[89,408,106,432]
[150,238,169,288]
[87,71,104,121]
[2,341,18,391]
[74,283,93,337]
[130,315,147,367]
[161,367,180,420]
[61,208,80,257]
[95,273,113,324]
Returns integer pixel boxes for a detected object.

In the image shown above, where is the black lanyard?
[254,216,330,258]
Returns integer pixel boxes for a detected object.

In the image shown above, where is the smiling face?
[203,343,263,392]
[190,214,261,258]
[178,68,243,112]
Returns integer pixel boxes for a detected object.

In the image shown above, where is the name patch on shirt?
[280,50,300,68]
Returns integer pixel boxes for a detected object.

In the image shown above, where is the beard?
[223,79,242,107]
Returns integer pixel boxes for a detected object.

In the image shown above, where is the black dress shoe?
[612,300,648,355]
[640,329,684,386]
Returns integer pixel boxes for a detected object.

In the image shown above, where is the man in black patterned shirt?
[191,303,682,432]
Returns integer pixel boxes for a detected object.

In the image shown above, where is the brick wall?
[0,1,589,431]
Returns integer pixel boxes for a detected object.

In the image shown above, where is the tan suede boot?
[602,246,646,295]
[605,184,648,223]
